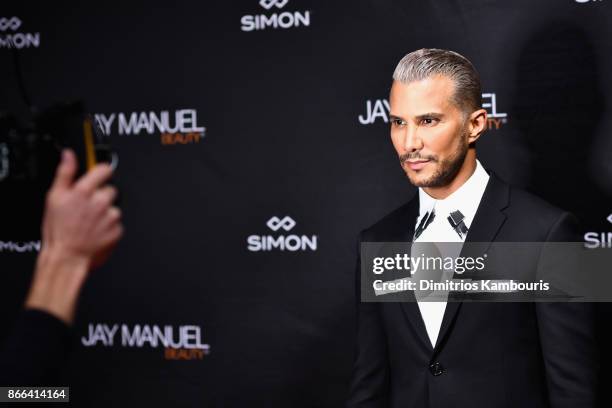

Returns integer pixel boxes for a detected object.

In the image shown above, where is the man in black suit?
[346,49,597,408]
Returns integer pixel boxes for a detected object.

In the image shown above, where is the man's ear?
[467,108,487,144]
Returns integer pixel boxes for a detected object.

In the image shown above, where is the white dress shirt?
[413,160,490,347]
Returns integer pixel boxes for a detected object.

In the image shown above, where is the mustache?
[399,152,437,164]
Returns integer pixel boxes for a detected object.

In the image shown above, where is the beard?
[399,131,469,188]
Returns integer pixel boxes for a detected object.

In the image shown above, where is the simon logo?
[266,216,296,231]
[247,216,318,252]
[259,0,289,9]
[0,17,21,31]
[0,240,41,253]
[0,16,40,49]
[241,0,311,32]
[584,214,612,249]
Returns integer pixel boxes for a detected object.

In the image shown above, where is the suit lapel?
[459,174,509,248]
[433,174,510,352]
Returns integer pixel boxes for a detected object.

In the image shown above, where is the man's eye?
[420,118,437,126]
[391,119,406,127]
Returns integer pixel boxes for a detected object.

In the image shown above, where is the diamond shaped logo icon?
[607,214,612,224]
[266,216,296,232]
[259,0,289,10]
[0,17,22,32]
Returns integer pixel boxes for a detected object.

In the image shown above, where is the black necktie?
[414,209,435,240]
[447,210,469,239]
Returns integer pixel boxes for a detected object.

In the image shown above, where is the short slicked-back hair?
[392,48,482,115]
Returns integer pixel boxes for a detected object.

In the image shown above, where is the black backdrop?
[1,1,612,407]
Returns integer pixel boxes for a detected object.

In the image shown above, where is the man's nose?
[404,125,423,152]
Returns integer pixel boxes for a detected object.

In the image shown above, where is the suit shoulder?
[507,184,568,220]
[360,198,417,241]
[503,182,578,240]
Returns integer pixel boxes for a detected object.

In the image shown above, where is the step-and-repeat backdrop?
[1,1,611,406]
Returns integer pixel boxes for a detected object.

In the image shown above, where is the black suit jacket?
[347,174,598,408]
[0,309,71,386]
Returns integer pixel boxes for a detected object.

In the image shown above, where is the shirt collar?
[417,160,490,229]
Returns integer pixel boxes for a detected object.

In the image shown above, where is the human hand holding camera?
[25,149,123,325]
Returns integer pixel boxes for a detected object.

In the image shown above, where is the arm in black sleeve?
[536,212,598,408]
[346,234,389,408]
[0,308,72,386]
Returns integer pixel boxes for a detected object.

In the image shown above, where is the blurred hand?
[25,149,123,324]
[42,149,122,261]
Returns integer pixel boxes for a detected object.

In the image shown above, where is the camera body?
[0,101,118,239]
[0,100,116,184]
